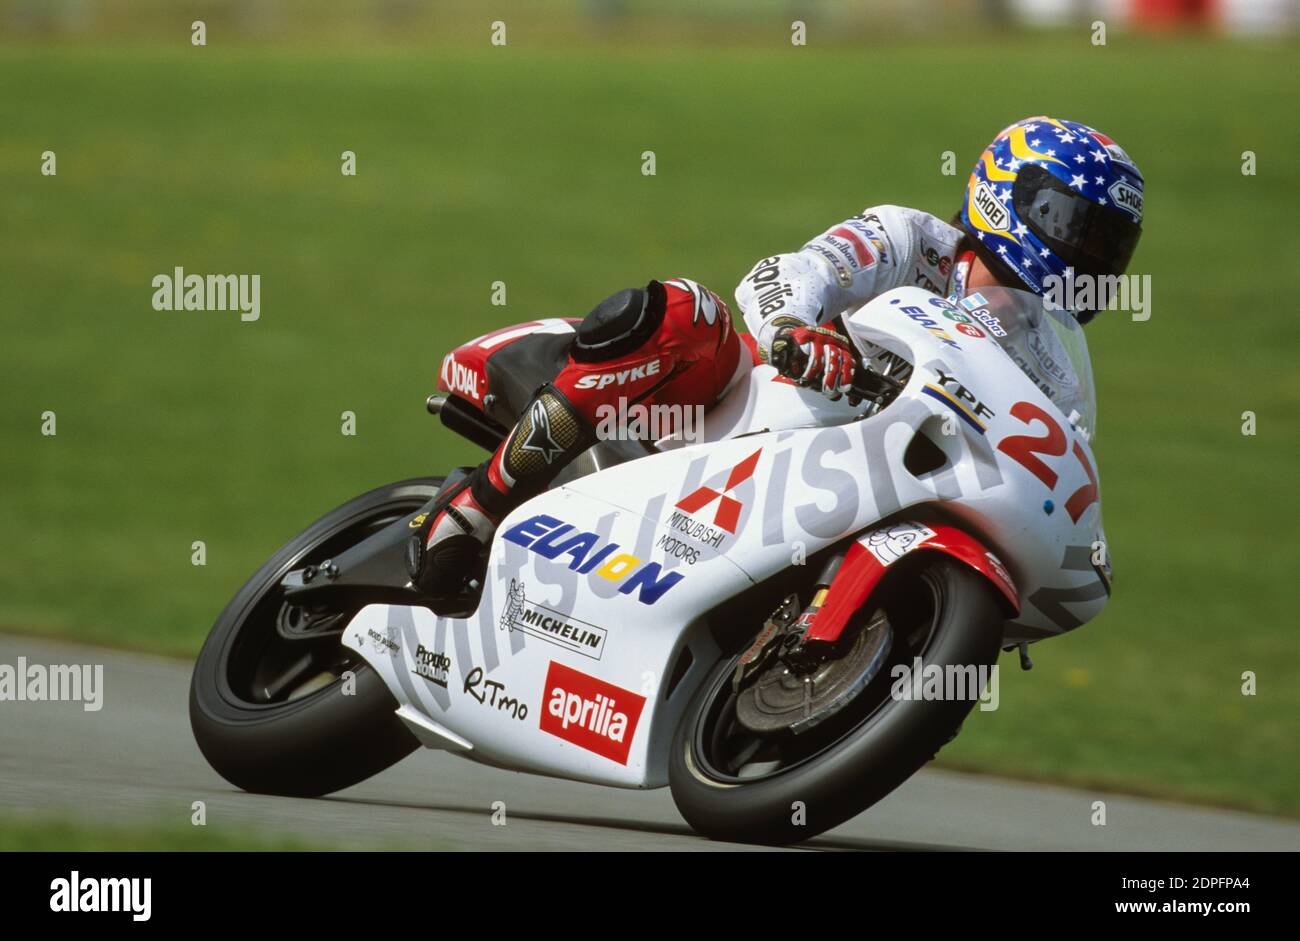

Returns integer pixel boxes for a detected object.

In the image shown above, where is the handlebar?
[769,340,903,407]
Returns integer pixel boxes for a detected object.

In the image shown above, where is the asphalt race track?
[2,635,1296,852]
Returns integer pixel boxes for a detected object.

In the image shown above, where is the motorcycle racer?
[736,115,1144,398]
[411,116,1143,604]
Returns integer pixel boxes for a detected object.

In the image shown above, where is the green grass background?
[0,816,324,851]
[2,33,1297,815]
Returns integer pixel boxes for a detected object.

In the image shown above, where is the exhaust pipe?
[427,394,509,452]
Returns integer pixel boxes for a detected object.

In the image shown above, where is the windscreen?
[957,287,1098,439]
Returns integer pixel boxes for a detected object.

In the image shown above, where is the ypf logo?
[674,449,762,534]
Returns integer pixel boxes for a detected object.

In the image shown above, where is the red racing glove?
[771,324,856,400]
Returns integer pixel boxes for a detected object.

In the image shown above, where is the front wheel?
[189,478,442,797]
[669,555,1003,844]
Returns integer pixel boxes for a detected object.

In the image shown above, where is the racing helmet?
[959,116,1144,324]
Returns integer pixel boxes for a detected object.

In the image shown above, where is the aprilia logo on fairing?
[574,358,661,390]
[440,355,481,400]
[539,661,645,764]
[503,514,684,605]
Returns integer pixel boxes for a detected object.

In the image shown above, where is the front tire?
[669,555,1003,844]
[189,478,441,797]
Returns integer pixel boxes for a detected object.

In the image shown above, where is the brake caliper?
[732,594,802,693]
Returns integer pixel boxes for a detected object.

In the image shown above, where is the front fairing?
[843,287,1110,640]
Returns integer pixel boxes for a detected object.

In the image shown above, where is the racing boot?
[408,383,596,603]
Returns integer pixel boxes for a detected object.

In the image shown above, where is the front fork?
[731,547,849,690]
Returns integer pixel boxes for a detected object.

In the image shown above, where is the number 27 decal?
[996,401,1098,523]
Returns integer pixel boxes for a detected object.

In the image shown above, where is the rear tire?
[669,555,1003,844]
[189,479,441,797]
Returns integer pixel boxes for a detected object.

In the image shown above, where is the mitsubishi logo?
[674,449,762,534]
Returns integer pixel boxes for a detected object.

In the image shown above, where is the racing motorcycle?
[190,284,1112,844]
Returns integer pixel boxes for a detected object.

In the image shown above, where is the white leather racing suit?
[735,205,973,359]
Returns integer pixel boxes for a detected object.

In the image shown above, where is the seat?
[479,322,654,478]
[483,329,576,426]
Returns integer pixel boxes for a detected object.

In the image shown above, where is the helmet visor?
[1014,164,1142,279]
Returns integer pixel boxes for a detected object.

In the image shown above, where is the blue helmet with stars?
[960,116,1144,324]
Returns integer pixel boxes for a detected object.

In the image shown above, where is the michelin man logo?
[500,579,526,632]
[863,523,937,566]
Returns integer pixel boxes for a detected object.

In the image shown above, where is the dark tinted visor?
[1014,164,1142,279]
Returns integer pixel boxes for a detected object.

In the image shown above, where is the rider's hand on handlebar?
[770,324,856,401]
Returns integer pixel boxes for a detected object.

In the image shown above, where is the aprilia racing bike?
[190,285,1113,844]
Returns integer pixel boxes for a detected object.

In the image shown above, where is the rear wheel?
[669,555,1003,844]
[189,478,442,797]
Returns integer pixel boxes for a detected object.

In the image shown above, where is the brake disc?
[734,610,893,736]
